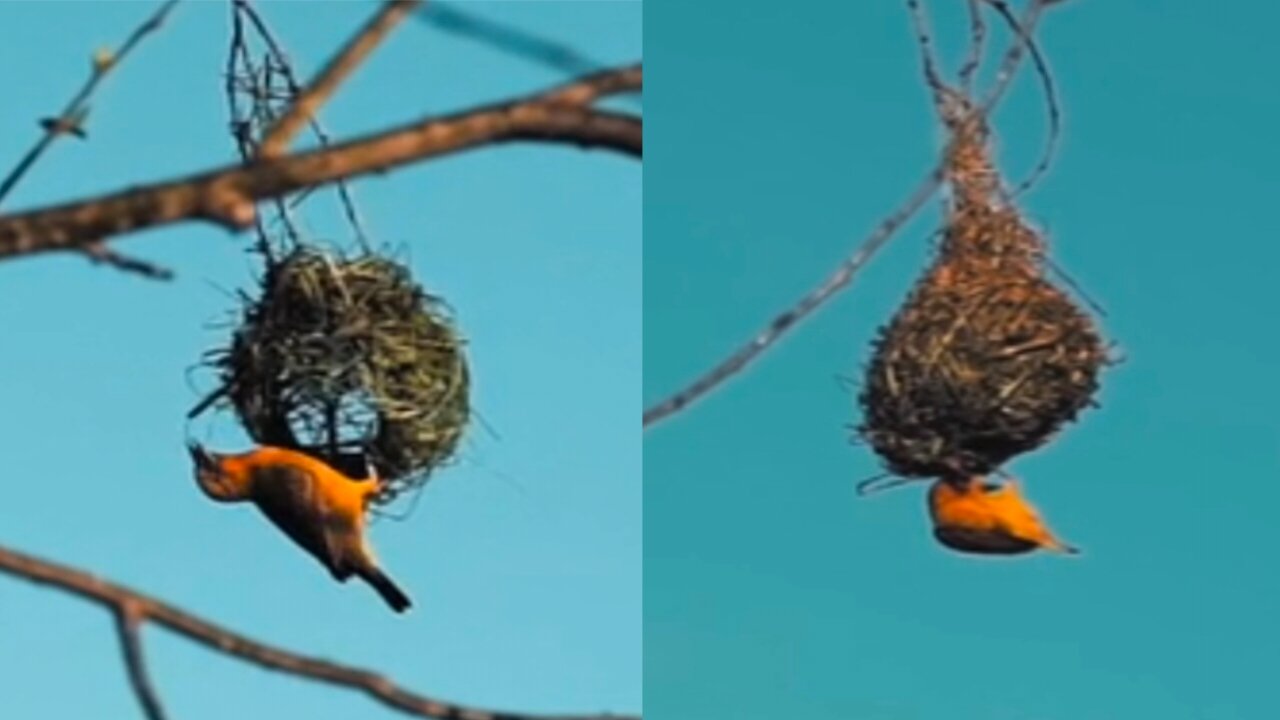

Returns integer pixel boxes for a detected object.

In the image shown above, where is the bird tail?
[357,566,412,613]
[1041,536,1082,555]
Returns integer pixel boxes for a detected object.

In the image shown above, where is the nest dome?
[857,205,1107,478]
[206,246,469,503]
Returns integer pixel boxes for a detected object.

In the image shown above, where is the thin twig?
[981,0,1052,111]
[413,3,640,113]
[907,0,1059,200]
[904,0,948,115]
[958,0,986,93]
[0,65,642,262]
[538,65,643,106]
[83,242,175,280]
[0,543,635,720]
[416,2,608,79]
[643,166,945,428]
[856,474,930,497]
[115,602,169,720]
[227,0,284,259]
[0,0,179,207]
[259,0,420,158]
[230,13,308,253]
[232,0,373,249]
[982,0,1061,197]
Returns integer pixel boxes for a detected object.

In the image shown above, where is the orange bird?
[927,476,1078,556]
[188,442,412,612]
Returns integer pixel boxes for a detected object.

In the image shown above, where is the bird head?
[187,442,246,502]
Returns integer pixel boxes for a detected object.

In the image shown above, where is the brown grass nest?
[857,203,1108,478]
[200,246,469,503]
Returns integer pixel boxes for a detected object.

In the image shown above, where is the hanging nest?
[197,245,470,504]
[857,100,1109,478]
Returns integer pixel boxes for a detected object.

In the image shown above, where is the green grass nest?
[203,246,469,503]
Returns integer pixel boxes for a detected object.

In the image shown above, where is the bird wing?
[934,525,1038,555]
[250,463,348,577]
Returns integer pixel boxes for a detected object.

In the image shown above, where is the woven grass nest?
[201,246,470,503]
[857,107,1108,479]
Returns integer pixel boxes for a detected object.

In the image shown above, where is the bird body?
[927,476,1077,556]
[188,443,412,612]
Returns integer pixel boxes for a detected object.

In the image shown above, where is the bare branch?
[904,0,949,115]
[0,65,641,264]
[227,0,292,259]
[0,0,179,208]
[958,0,986,93]
[982,0,1061,197]
[643,166,945,428]
[539,65,643,107]
[82,242,175,280]
[417,3,608,79]
[115,602,169,720]
[0,542,637,720]
[231,0,377,250]
[413,4,640,113]
[259,0,420,158]
[982,0,1052,110]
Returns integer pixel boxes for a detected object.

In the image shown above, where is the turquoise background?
[645,2,1280,718]
[0,2,638,718]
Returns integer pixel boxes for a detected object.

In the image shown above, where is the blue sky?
[0,2,639,718]
[645,2,1280,719]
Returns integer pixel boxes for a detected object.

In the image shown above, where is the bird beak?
[187,441,216,471]
[188,441,239,502]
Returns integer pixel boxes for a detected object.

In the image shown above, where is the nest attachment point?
[204,246,470,504]
[857,203,1108,478]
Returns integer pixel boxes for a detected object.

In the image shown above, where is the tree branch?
[0,0,179,208]
[83,241,175,280]
[231,0,373,251]
[642,167,945,428]
[115,601,169,720]
[259,0,420,158]
[417,3,608,80]
[0,64,641,264]
[539,65,642,107]
[412,4,640,113]
[0,542,637,720]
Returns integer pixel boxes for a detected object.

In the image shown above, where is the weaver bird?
[188,442,412,612]
[927,475,1078,556]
